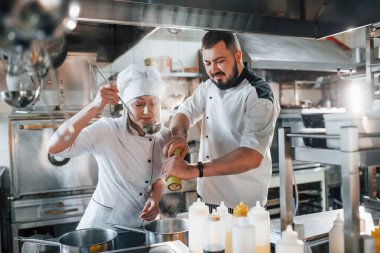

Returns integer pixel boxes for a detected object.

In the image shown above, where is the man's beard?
[211,60,239,90]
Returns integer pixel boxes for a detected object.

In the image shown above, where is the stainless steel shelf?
[293,147,380,167]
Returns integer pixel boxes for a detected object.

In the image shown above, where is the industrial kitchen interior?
[1,0,380,253]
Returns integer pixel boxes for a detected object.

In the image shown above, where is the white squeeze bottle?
[276,225,304,253]
[217,202,233,253]
[203,210,225,253]
[232,216,255,253]
[189,198,209,253]
[248,201,270,253]
[329,213,344,253]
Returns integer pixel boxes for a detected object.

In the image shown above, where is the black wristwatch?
[197,161,204,178]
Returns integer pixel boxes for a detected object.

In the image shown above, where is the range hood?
[76,0,380,39]
[238,33,353,72]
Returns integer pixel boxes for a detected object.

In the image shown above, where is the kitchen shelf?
[160,72,202,78]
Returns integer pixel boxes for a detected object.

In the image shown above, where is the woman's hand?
[140,196,160,221]
[92,84,120,110]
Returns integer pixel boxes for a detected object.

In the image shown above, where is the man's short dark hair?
[201,31,240,53]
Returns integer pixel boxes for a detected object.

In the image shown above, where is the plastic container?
[323,112,380,149]
[232,216,255,253]
[372,220,380,253]
[203,210,225,253]
[276,225,304,253]
[188,198,209,253]
[217,202,233,253]
[329,213,344,253]
[248,201,270,253]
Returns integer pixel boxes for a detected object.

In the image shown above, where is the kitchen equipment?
[18,228,117,253]
[323,111,380,149]
[114,218,189,246]
[0,89,40,108]
[3,115,98,253]
[166,148,182,191]
[91,65,128,109]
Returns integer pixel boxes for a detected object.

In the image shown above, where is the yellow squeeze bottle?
[166,148,182,191]
[372,220,380,253]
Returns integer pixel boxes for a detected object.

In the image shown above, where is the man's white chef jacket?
[177,64,280,208]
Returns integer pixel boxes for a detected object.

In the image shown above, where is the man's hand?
[162,136,189,159]
[92,84,120,110]
[140,196,160,221]
[162,156,198,181]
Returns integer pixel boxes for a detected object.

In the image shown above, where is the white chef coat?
[177,64,280,208]
[56,115,171,228]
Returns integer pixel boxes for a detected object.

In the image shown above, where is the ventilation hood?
[238,33,353,72]
[76,0,380,39]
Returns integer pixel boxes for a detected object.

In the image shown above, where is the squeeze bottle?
[217,202,232,253]
[276,225,304,253]
[248,201,270,253]
[371,220,380,253]
[189,198,209,253]
[203,210,225,253]
[329,213,344,253]
[232,215,255,253]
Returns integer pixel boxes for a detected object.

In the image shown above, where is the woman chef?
[48,64,170,229]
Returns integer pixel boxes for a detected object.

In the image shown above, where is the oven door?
[9,119,98,198]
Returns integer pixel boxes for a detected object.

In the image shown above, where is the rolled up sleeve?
[55,119,106,158]
[176,82,207,127]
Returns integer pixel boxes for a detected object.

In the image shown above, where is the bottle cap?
[248,201,269,221]
[217,201,229,216]
[233,202,249,217]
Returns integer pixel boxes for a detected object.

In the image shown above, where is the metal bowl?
[0,90,40,108]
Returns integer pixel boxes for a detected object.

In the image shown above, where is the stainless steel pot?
[115,218,188,246]
[17,228,117,253]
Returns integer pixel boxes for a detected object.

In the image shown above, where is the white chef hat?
[116,64,165,103]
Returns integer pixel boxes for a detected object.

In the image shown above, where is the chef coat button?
[145,180,149,184]
[139,193,143,196]
[149,138,152,141]
[209,96,212,99]
[148,159,151,163]
[206,156,209,159]
[206,116,209,119]
[206,135,208,138]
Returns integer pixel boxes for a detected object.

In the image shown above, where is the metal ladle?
[91,65,161,135]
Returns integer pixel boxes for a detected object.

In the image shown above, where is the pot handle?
[15,237,60,247]
[113,224,145,234]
